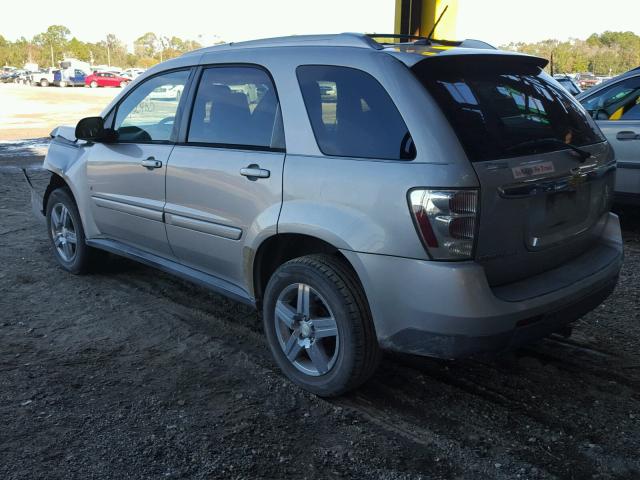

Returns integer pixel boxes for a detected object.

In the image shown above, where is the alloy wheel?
[274,283,339,376]
[50,203,77,262]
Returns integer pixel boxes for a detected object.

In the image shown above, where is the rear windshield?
[413,58,604,162]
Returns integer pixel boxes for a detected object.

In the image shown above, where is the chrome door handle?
[240,164,270,180]
[616,131,639,141]
[141,157,162,169]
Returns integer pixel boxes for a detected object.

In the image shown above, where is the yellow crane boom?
[394,0,458,39]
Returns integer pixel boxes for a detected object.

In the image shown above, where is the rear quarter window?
[296,65,415,160]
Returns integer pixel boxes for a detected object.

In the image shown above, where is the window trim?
[295,64,416,161]
[179,62,286,153]
[107,67,196,145]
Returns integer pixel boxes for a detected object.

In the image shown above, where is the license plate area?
[526,184,592,250]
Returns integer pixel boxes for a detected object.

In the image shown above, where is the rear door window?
[297,65,415,160]
[187,66,284,149]
[413,59,604,162]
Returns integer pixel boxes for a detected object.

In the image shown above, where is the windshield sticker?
[512,161,555,179]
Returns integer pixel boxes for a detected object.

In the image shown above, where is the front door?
[86,69,191,257]
[165,65,286,289]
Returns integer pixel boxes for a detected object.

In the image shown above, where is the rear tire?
[46,188,105,274]
[59,81,67,88]
[90,81,98,88]
[40,79,49,87]
[263,254,380,397]
[119,81,128,88]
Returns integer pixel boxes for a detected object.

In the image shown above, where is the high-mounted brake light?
[408,189,479,260]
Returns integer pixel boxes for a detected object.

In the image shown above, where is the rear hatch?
[413,55,615,286]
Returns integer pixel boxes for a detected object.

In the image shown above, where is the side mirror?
[75,116,112,142]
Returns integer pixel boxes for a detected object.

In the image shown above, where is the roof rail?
[180,33,497,58]
[183,33,383,57]
[366,33,431,44]
[366,34,495,50]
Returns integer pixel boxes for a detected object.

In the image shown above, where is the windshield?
[556,78,581,95]
[413,59,604,162]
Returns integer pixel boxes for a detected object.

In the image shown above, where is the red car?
[85,71,130,88]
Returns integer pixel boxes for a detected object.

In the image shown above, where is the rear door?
[86,68,191,257]
[579,74,640,198]
[413,57,614,286]
[165,65,285,288]
[107,73,119,87]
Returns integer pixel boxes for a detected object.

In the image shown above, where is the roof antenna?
[426,5,449,41]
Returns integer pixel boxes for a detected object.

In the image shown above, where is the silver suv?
[36,34,623,396]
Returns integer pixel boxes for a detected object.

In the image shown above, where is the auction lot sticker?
[512,161,555,179]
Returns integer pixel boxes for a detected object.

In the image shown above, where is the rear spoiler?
[411,51,549,72]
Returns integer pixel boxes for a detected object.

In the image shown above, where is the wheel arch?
[43,171,71,213]
[251,233,364,308]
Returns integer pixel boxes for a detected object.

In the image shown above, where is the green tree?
[33,25,71,67]
[502,31,640,76]
[1,28,209,69]
[134,32,158,58]
[66,37,91,62]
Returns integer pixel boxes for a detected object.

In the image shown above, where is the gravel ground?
[1,149,639,479]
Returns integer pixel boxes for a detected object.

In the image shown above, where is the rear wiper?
[505,137,592,161]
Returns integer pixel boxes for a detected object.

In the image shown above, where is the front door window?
[114,70,190,142]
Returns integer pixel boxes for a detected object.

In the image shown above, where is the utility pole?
[106,36,111,67]
[50,42,54,68]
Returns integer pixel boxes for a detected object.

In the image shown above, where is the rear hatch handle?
[498,162,615,199]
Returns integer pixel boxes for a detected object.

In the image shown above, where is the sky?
[1,0,639,49]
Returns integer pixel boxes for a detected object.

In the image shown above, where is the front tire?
[263,254,380,397]
[90,81,98,88]
[59,81,67,88]
[46,188,102,274]
[40,79,49,87]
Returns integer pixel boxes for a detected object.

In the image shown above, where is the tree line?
[4,27,639,76]
[502,31,640,76]
[0,25,208,69]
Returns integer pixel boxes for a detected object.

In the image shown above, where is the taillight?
[408,189,479,260]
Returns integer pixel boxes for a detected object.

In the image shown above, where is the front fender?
[42,130,99,238]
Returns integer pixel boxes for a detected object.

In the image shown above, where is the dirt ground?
[1,145,640,479]
[0,83,119,141]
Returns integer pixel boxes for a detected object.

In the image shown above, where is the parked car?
[121,68,145,79]
[54,69,87,87]
[3,69,30,83]
[575,72,600,90]
[0,70,20,83]
[85,71,130,88]
[577,66,640,205]
[14,70,33,85]
[33,69,57,87]
[33,33,622,396]
[553,74,582,96]
[149,84,183,99]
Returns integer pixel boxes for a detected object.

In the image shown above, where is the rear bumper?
[382,276,616,358]
[342,212,623,358]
